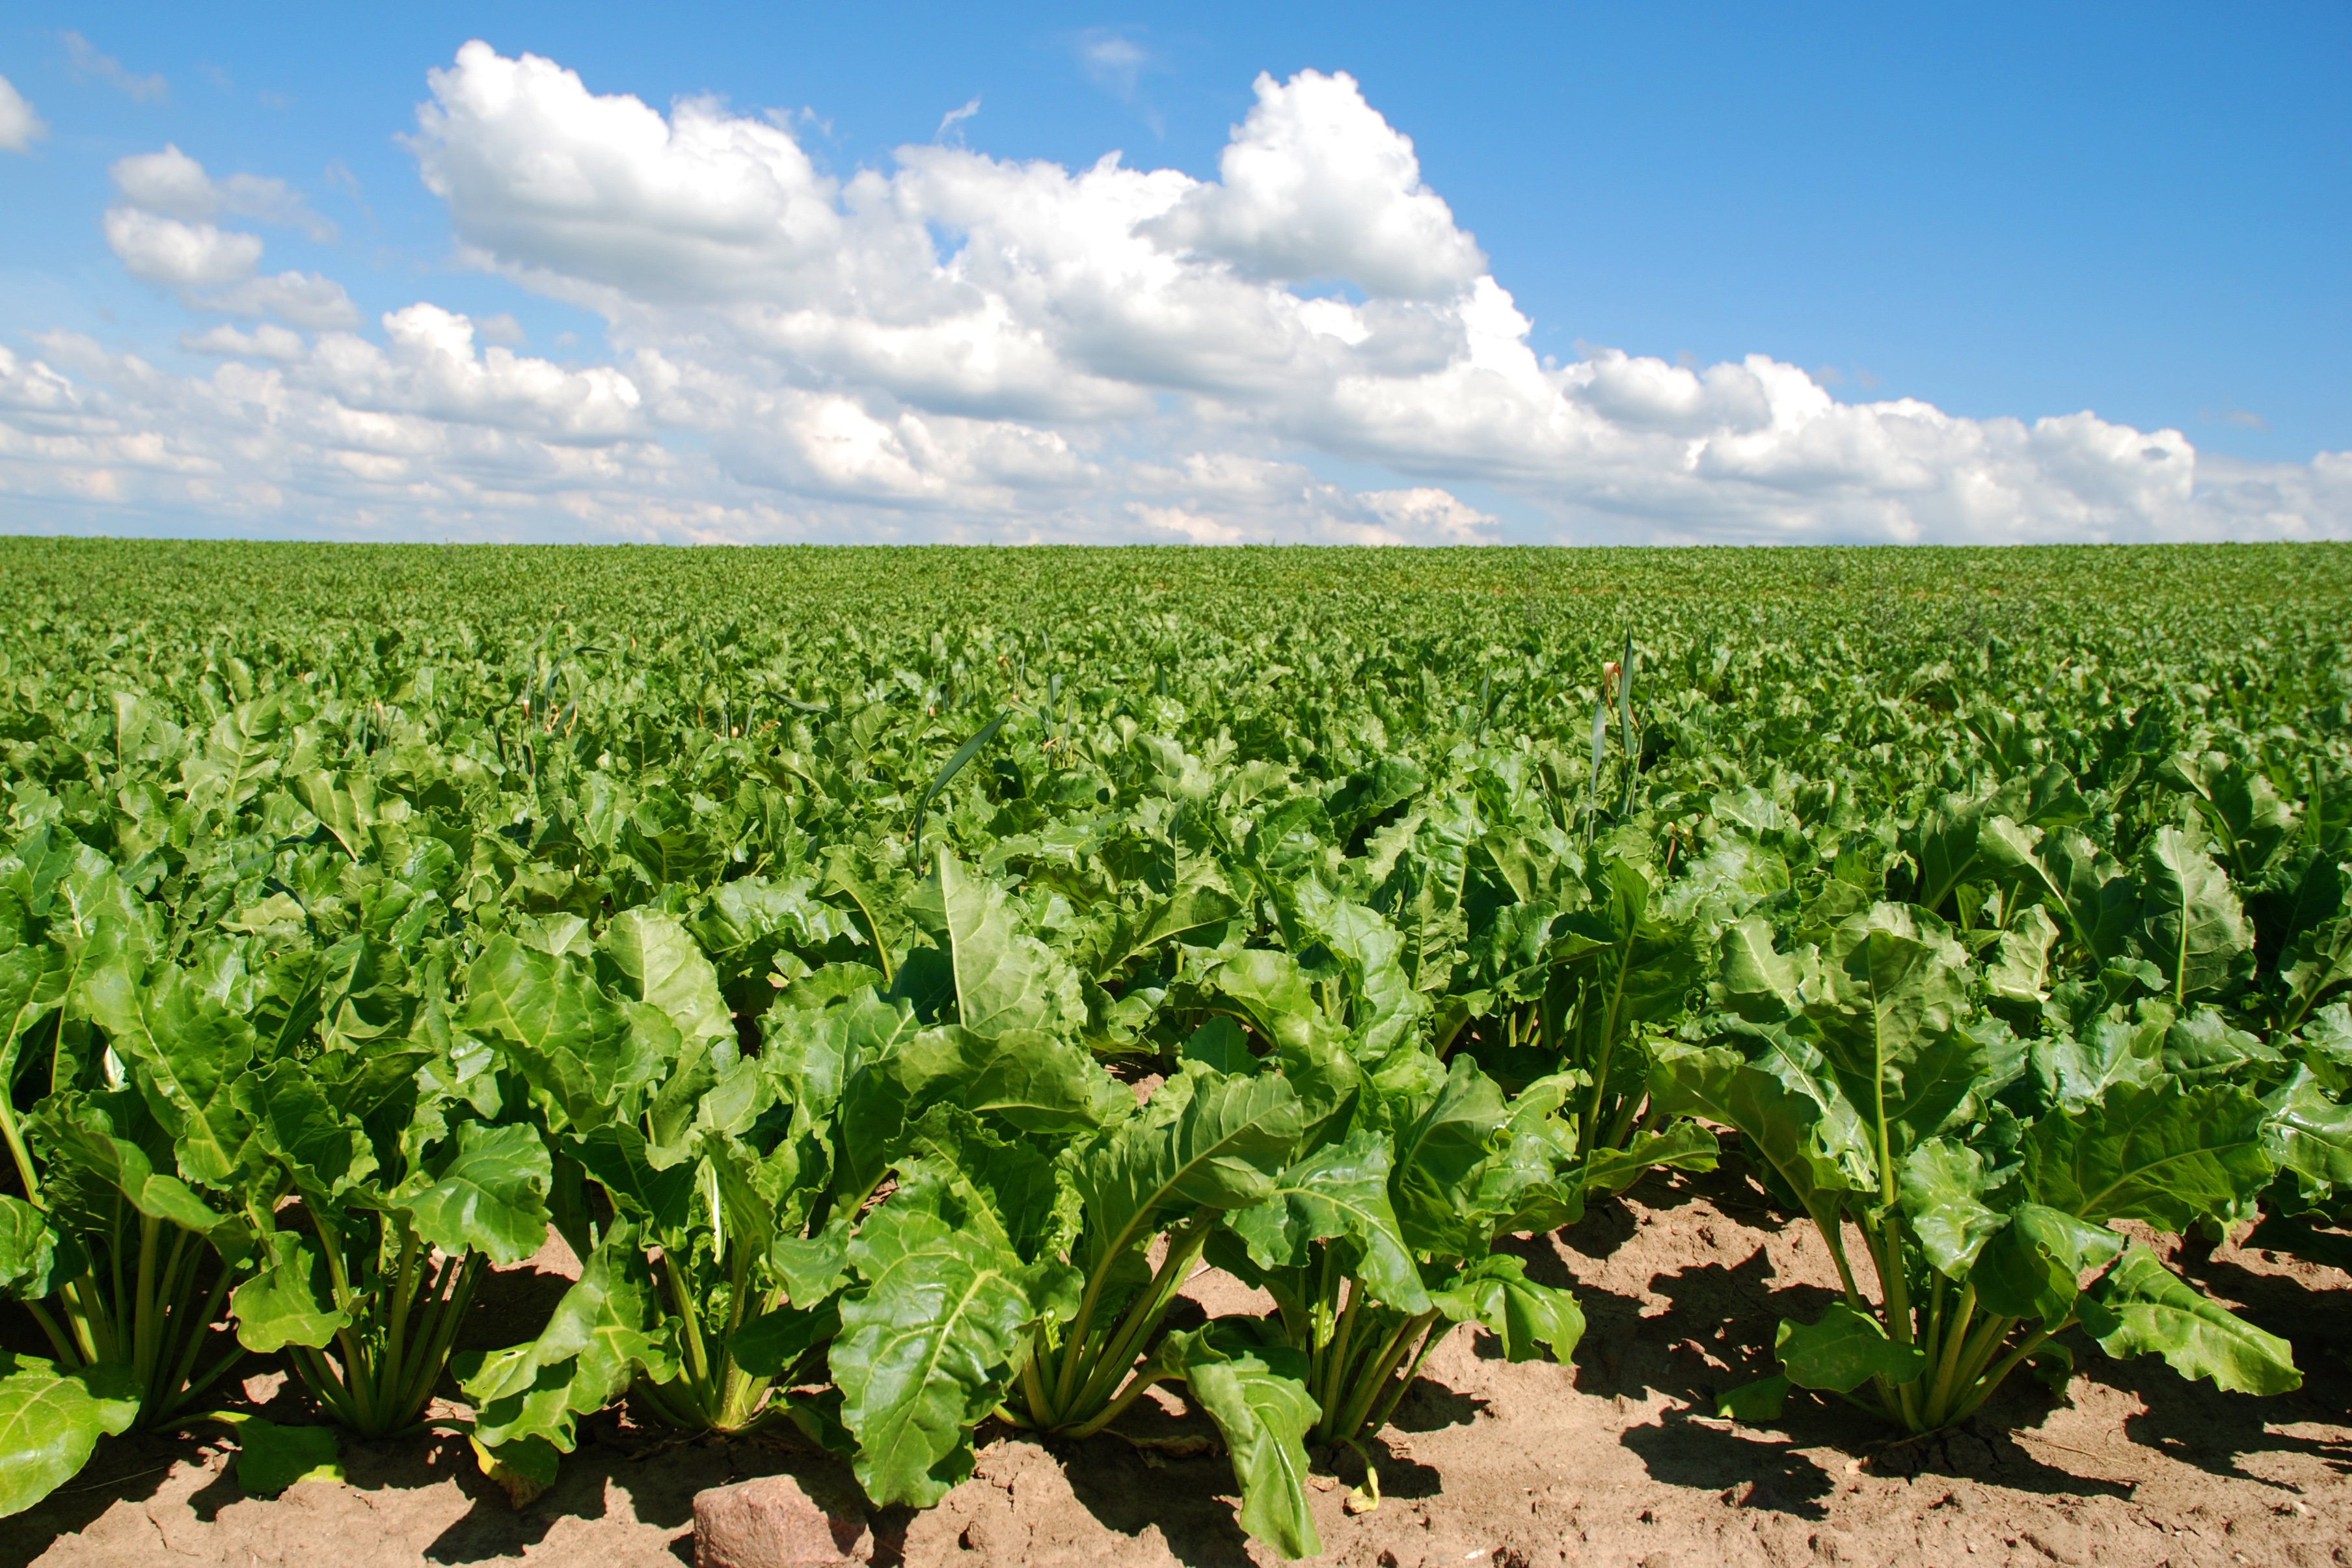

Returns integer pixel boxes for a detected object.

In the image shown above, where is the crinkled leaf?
[833,1199,1046,1507]
[1284,880,1426,1062]
[2077,1242,2299,1396]
[395,1120,552,1267]
[2162,1007,2279,1084]
[571,1121,697,1233]
[2023,1079,2271,1231]
[602,907,733,1051]
[1804,906,2013,1165]
[899,1103,1068,1264]
[1427,1252,1584,1363]
[1898,1137,2005,1280]
[938,851,1063,1037]
[770,1214,854,1306]
[2262,1066,2352,1195]
[240,1059,375,1207]
[457,1223,673,1454]
[1172,1325,1321,1561]
[82,961,254,1185]
[2027,1007,2167,1112]
[1986,904,2061,1021]
[1074,1068,1303,1277]
[1579,1116,1721,1206]
[891,1025,1125,1138]
[1228,1128,1427,1312]
[1716,914,1804,1024]
[2133,825,2252,1002]
[1389,1053,1508,1259]
[461,938,664,1134]
[1643,1042,1740,1120]
[1210,949,1328,1059]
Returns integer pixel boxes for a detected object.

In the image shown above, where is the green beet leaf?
[1073,1068,1303,1277]
[81,960,256,1187]
[1897,1137,2005,1280]
[1969,1203,2124,1330]
[1717,1373,1791,1422]
[602,906,736,1052]
[2133,826,2252,1003]
[0,1355,140,1517]
[2077,1243,2299,1396]
[1775,1301,1928,1394]
[1390,1053,1509,1258]
[459,1223,675,1454]
[937,850,1066,1037]
[232,1416,345,1495]
[2023,1079,2271,1232]
[394,1120,554,1267]
[2262,1066,2352,1195]
[1427,1253,1585,1364]
[0,1196,62,1300]
[231,1230,352,1353]
[1228,1128,1428,1313]
[1172,1327,1323,1562]
[833,1198,1050,1507]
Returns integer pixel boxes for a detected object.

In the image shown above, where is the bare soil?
[14,1148,2349,1568]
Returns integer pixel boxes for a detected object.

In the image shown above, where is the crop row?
[0,542,2346,1558]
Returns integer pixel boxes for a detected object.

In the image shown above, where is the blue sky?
[0,3,2345,544]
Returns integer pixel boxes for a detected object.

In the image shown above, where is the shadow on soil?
[0,1431,188,1568]
[1062,1418,1260,1568]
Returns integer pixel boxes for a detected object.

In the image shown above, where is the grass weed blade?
[912,710,1010,869]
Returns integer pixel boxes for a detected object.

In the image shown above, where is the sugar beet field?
[1,538,2349,1568]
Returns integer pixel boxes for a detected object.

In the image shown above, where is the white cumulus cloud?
[0,74,47,152]
[194,271,361,331]
[103,207,265,288]
[111,144,338,240]
[103,146,358,329]
[2,42,2344,545]
[181,323,309,362]
[1143,71,1486,300]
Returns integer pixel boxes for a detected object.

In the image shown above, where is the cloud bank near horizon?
[2,44,2345,545]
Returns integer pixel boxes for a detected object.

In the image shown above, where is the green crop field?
[2,537,2348,1557]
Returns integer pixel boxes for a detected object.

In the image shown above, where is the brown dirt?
[13,1149,2349,1568]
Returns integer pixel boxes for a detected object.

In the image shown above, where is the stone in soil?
[694,1472,871,1567]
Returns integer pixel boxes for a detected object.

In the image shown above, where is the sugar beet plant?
[1,539,2348,1554]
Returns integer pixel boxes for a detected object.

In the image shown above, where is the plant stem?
[25,1300,77,1362]
[1018,1342,1059,1429]
[1332,1309,1433,1444]
[1317,1280,1366,1420]
[1360,1316,1448,1436]
[0,1092,40,1208]
[1069,1211,1215,1422]
[132,1214,162,1396]
[1066,1365,1172,1439]
[1949,1323,2059,1426]
[1925,1283,1977,1424]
